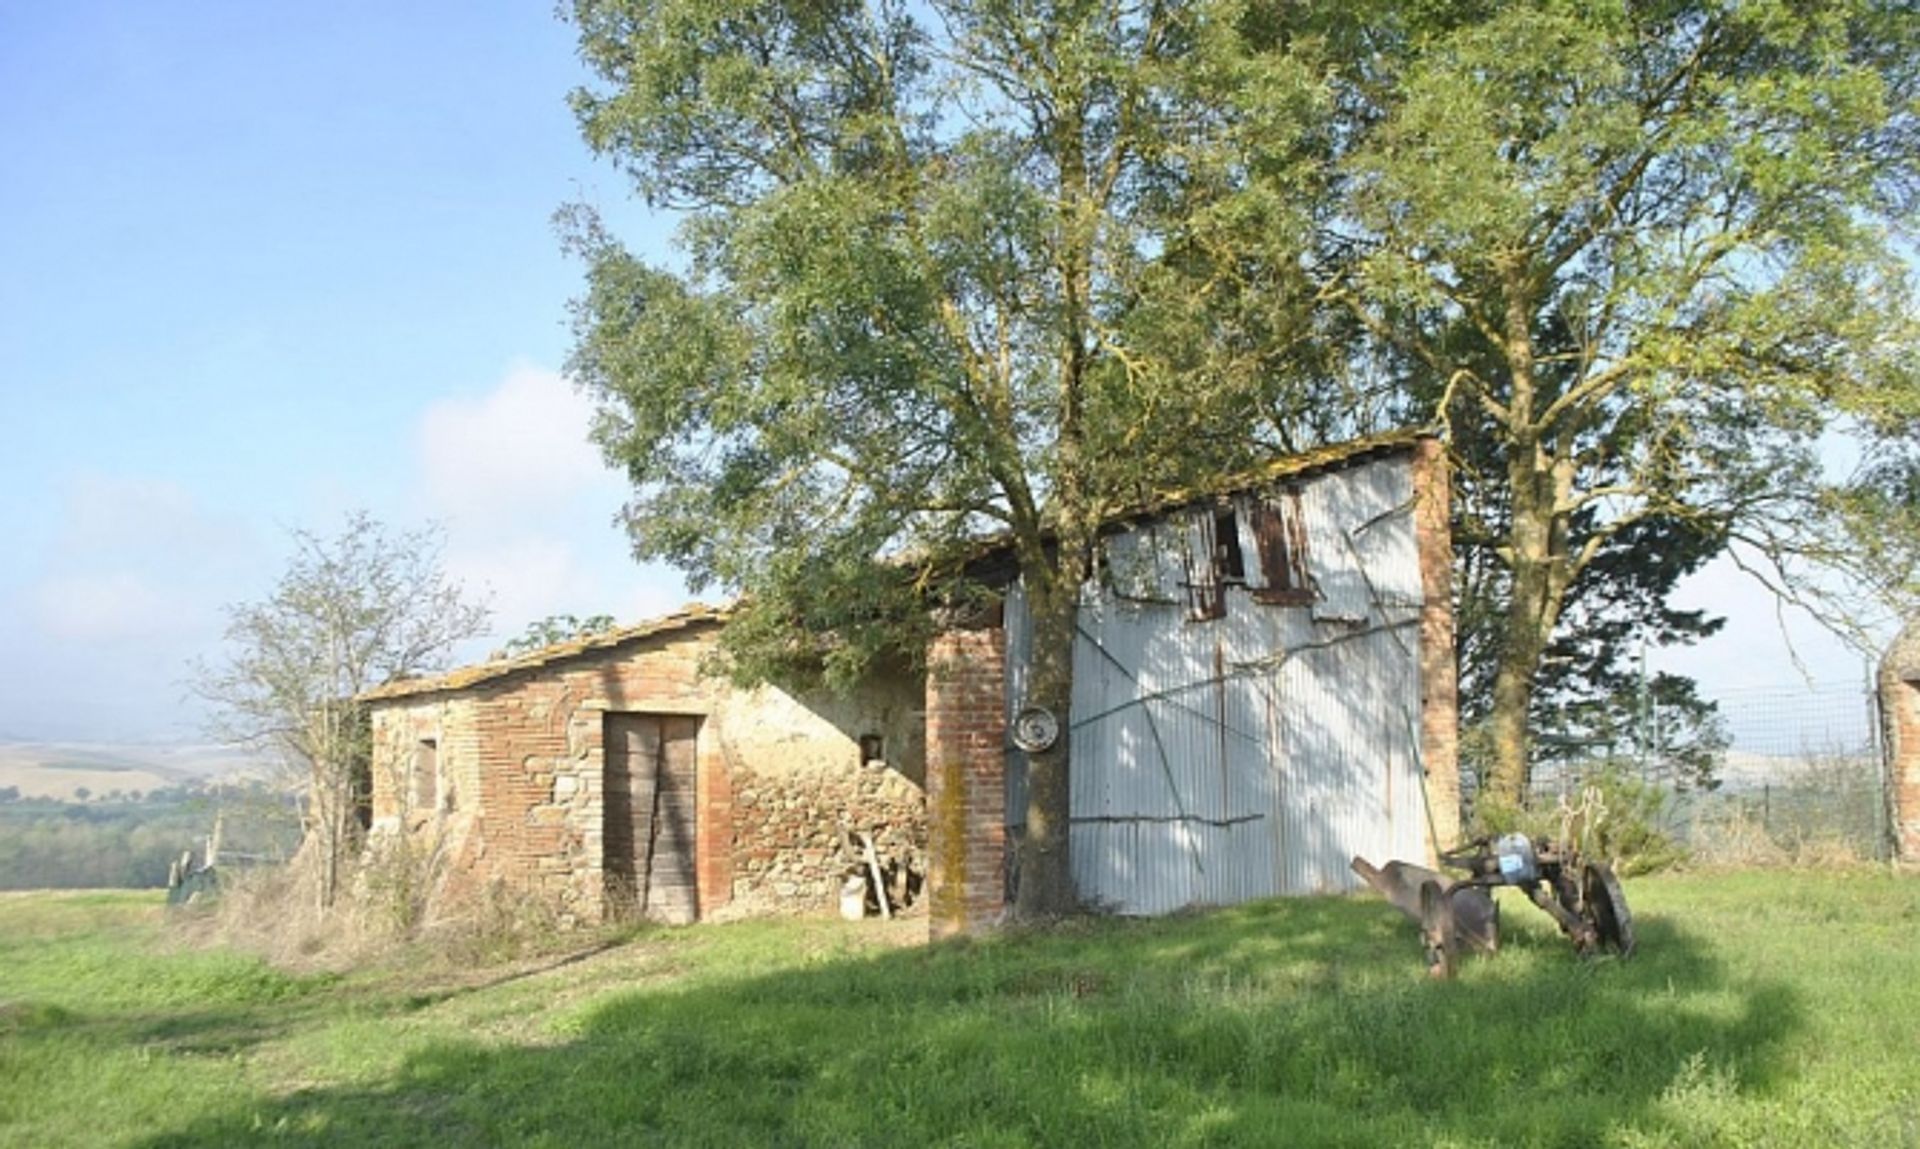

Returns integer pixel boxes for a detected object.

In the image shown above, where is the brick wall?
[1880,624,1920,862]
[1891,683,1920,861]
[925,627,1008,939]
[1413,435,1462,856]
[464,632,734,924]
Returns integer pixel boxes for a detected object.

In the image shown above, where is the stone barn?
[360,606,926,925]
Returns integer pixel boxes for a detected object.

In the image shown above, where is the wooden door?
[604,714,700,923]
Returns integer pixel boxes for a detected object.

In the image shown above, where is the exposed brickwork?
[1413,435,1462,857]
[1879,621,1920,862]
[366,623,926,924]
[1892,690,1920,861]
[925,628,1008,939]
[471,672,605,921]
[697,739,735,914]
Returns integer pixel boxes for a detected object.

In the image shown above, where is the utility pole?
[1637,642,1653,785]
[1867,658,1892,861]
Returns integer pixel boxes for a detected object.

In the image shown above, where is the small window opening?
[859,733,886,766]
[1214,509,1245,582]
[1250,490,1316,605]
[412,739,438,813]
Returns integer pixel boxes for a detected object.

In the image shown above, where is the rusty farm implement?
[1353,790,1636,977]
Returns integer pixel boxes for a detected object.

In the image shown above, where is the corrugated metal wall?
[1005,455,1431,915]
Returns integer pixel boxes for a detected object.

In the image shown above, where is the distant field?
[0,742,265,801]
[1,872,1917,1147]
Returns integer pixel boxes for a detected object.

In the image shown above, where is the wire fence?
[1528,679,1893,864]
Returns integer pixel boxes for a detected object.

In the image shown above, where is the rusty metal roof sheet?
[1123,429,1427,522]
[357,602,730,704]
[955,429,1430,576]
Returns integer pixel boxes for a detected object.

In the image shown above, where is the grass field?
[2,872,1916,1147]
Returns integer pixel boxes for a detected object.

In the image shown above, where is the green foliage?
[499,613,619,658]
[1284,0,1920,802]
[558,0,1342,685]
[557,0,1919,886]
[4,876,1920,1145]
[561,0,1377,912]
[0,785,300,891]
[1537,766,1694,877]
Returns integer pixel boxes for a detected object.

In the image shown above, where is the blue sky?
[0,2,1875,744]
[0,1,688,741]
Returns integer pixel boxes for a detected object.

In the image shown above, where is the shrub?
[1484,766,1690,876]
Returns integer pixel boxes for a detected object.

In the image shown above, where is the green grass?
[2,873,1917,1147]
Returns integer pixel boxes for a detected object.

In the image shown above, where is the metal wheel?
[1581,861,1636,958]
[1419,879,1458,979]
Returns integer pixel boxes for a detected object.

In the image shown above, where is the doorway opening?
[604,713,701,923]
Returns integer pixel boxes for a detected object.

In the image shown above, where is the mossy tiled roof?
[358,602,729,704]
[358,432,1428,702]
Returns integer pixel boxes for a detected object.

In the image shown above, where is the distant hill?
[0,741,274,801]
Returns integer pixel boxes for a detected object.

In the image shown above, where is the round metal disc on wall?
[1010,706,1060,753]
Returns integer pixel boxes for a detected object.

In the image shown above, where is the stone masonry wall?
[368,696,483,825]
[366,696,485,906]
[726,763,927,916]
[925,627,1008,939]
[366,623,928,924]
[1413,434,1462,857]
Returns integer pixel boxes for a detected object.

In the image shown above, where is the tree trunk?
[1481,262,1572,819]
[1484,564,1547,817]
[320,776,343,911]
[1013,555,1084,919]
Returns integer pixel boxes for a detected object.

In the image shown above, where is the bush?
[1484,766,1690,876]
[357,829,447,939]
[1579,768,1691,875]
[178,831,588,973]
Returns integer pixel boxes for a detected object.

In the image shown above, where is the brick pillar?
[926,627,1008,939]
[1413,435,1462,857]
[1879,622,1920,862]
[697,733,734,914]
[1892,684,1920,862]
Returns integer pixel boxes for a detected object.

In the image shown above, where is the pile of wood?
[837,824,923,920]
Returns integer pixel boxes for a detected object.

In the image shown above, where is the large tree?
[563,0,1920,893]
[194,514,489,909]
[1288,0,1920,812]
[561,0,1336,916]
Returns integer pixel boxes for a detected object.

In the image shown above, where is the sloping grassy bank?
[2,873,1915,1147]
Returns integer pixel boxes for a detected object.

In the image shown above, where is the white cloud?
[57,475,218,554]
[415,362,688,647]
[0,475,266,738]
[21,475,248,646]
[444,538,601,640]
[417,361,620,530]
[625,577,696,622]
[30,571,182,642]
[1648,552,1872,693]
